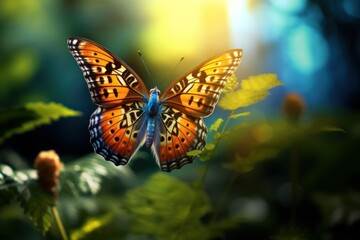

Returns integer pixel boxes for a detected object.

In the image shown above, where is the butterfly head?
[149,87,161,98]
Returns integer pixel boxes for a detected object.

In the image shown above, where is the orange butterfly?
[68,37,242,171]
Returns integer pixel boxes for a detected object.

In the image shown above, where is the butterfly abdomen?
[146,118,156,148]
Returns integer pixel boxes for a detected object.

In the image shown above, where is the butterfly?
[67,37,242,172]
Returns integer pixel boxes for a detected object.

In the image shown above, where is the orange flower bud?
[283,93,305,122]
[34,150,63,197]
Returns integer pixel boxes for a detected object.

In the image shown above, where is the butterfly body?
[145,87,161,148]
[68,37,242,172]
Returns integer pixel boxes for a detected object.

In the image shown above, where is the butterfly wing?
[89,102,148,166]
[67,37,149,107]
[153,49,242,171]
[160,49,242,117]
[68,37,150,166]
[151,106,207,172]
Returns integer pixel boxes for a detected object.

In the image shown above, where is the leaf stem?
[51,206,69,240]
[199,110,235,188]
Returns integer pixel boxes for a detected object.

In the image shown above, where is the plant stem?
[51,206,69,240]
[175,110,236,239]
[199,110,235,188]
[211,172,238,223]
[290,145,298,226]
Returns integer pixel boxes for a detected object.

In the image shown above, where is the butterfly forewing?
[161,49,242,117]
[67,37,149,107]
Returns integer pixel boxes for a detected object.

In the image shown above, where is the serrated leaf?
[219,74,282,110]
[210,118,223,132]
[18,183,55,234]
[229,112,251,119]
[0,102,81,144]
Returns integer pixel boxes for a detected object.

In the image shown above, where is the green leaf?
[18,183,55,235]
[0,102,81,144]
[229,112,251,119]
[223,74,239,93]
[198,143,216,161]
[187,149,203,156]
[59,154,135,196]
[0,164,36,205]
[204,143,215,151]
[209,118,223,132]
[121,173,233,240]
[71,214,113,240]
[241,74,282,91]
[0,164,54,234]
[219,74,283,110]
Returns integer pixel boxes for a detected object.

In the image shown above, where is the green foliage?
[60,154,134,197]
[223,75,239,93]
[219,74,282,110]
[209,118,223,132]
[314,191,360,227]
[223,149,279,173]
[0,164,54,234]
[0,102,81,144]
[222,118,346,173]
[0,49,40,97]
[18,183,55,235]
[320,126,346,133]
[229,111,251,119]
[0,154,130,235]
[121,173,237,240]
[71,214,114,240]
[0,164,36,205]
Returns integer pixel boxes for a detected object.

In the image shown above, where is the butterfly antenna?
[137,50,155,86]
[158,56,185,89]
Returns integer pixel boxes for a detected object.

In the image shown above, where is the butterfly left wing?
[67,37,149,107]
[89,102,148,166]
[151,106,207,172]
[160,49,242,117]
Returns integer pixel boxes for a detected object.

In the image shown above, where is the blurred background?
[1,0,359,158]
[1,0,360,239]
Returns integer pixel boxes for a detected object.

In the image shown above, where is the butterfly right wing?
[67,37,149,107]
[89,102,148,166]
[151,106,207,172]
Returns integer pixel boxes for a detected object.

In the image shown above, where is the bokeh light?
[342,0,360,18]
[284,24,329,75]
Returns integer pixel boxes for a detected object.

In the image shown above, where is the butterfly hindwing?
[89,102,148,166]
[151,106,207,171]
[67,37,149,107]
[161,49,242,117]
